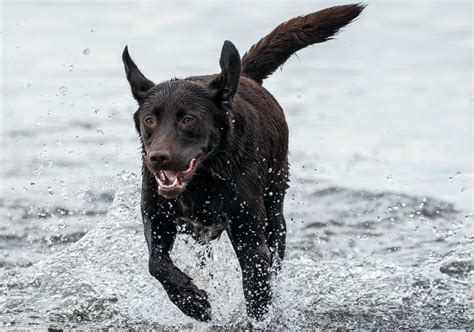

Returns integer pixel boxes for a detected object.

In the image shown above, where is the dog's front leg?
[226,201,272,320]
[143,211,211,321]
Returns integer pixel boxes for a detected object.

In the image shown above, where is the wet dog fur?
[122,3,364,321]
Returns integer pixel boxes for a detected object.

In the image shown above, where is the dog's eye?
[182,116,195,125]
[144,117,156,127]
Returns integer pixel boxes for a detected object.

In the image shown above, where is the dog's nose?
[149,150,171,166]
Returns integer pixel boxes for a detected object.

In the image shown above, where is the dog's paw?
[168,286,211,322]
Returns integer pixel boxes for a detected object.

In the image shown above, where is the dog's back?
[189,3,365,195]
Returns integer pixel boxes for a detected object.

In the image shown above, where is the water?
[1,0,473,329]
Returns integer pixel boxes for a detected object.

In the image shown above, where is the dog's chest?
[174,189,229,244]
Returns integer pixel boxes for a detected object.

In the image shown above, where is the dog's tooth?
[157,176,170,188]
[159,171,166,182]
[157,178,164,187]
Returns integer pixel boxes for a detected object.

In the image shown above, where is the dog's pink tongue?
[163,171,179,182]
[163,158,197,181]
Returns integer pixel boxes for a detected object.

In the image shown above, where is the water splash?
[1,176,473,329]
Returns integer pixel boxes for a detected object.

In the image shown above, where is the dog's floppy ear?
[122,46,155,103]
[210,40,241,105]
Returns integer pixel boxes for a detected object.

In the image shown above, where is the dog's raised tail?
[241,4,365,84]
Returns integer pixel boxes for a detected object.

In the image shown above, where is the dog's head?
[123,41,241,199]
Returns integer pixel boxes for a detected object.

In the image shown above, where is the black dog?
[122,4,364,321]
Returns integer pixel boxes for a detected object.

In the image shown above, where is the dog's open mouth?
[154,154,201,198]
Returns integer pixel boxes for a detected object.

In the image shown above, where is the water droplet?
[47,187,54,195]
[313,236,321,246]
[448,171,462,181]
[58,86,68,96]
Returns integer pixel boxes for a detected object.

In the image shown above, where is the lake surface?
[1,0,473,329]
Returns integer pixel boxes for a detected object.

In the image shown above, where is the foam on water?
[2,174,472,329]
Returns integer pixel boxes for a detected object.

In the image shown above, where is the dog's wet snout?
[149,150,171,167]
